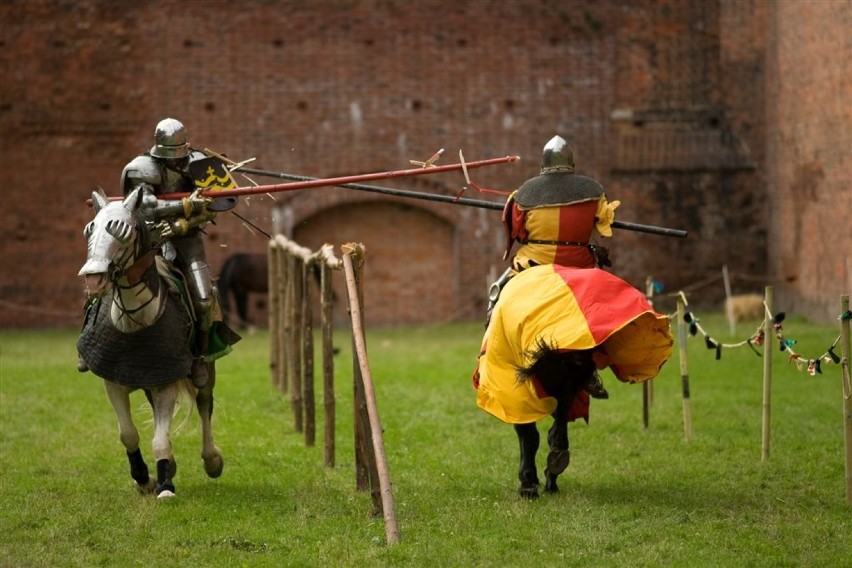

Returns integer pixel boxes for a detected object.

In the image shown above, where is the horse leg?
[235,289,249,328]
[196,366,224,478]
[544,399,571,494]
[149,386,179,498]
[103,381,156,494]
[514,422,540,499]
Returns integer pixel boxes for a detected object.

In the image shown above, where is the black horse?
[218,253,268,328]
[513,341,601,498]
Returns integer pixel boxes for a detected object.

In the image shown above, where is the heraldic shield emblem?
[190,156,238,211]
[190,156,237,191]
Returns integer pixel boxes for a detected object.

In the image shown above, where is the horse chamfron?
[473,264,673,498]
[77,189,239,498]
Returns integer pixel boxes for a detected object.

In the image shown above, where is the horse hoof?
[544,474,560,494]
[203,452,224,478]
[546,449,570,476]
[155,469,175,497]
[518,484,539,499]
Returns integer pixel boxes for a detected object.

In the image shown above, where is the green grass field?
[1,314,850,567]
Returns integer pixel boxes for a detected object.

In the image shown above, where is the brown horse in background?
[217,253,268,328]
[218,252,331,328]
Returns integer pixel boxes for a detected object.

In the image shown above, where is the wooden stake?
[342,243,400,545]
[302,260,315,447]
[289,254,304,433]
[268,239,281,389]
[761,286,773,462]
[321,261,336,467]
[839,294,851,503]
[723,265,735,335]
[643,277,655,428]
[276,237,289,394]
[677,296,693,441]
[348,249,371,493]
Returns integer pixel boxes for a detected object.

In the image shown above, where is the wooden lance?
[236,166,688,238]
[156,155,520,200]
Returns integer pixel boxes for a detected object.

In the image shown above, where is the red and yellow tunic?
[506,197,621,270]
[501,170,621,270]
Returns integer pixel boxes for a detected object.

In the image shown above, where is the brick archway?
[293,200,456,326]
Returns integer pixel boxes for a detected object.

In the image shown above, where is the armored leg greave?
[187,259,214,330]
[171,234,217,389]
[172,235,216,332]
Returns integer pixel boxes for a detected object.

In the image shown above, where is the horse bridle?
[108,220,163,326]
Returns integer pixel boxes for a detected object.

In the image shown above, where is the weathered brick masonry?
[763,0,852,320]
[1,0,848,328]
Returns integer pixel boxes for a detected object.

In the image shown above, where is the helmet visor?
[150,142,190,159]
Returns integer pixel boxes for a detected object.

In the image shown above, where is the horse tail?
[141,378,197,431]
[174,378,198,431]
[217,253,244,317]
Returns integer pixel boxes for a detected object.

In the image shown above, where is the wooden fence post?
[342,243,400,545]
[276,235,293,394]
[723,265,735,334]
[321,260,336,467]
[289,253,304,433]
[268,238,282,389]
[642,277,655,428]
[677,295,693,441]
[302,259,315,447]
[761,285,773,462]
[347,246,374,493]
[839,294,851,504]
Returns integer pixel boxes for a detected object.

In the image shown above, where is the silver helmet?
[540,135,575,174]
[150,118,190,159]
[512,135,603,209]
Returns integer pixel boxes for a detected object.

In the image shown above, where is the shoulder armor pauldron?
[121,155,162,195]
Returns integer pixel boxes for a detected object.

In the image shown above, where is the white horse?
[77,188,230,498]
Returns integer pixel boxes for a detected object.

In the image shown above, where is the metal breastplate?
[160,164,195,195]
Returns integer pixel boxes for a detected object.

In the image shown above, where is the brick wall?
[765,0,852,321]
[1,0,844,328]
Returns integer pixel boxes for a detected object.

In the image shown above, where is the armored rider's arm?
[141,189,215,239]
[120,154,216,239]
[136,188,208,221]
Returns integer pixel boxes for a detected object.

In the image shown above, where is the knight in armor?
[486,135,622,398]
[78,118,224,388]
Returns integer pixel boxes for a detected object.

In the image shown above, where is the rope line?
[674,291,844,378]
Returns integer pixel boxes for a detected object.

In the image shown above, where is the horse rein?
[111,243,162,326]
